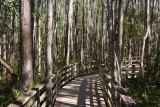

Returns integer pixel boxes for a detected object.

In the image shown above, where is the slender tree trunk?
[107,0,115,79]
[117,0,124,85]
[140,0,151,72]
[101,4,104,62]
[38,19,41,75]
[46,0,53,76]
[118,0,123,61]
[128,38,132,65]
[81,0,84,63]
[10,5,16,64]
[73,0,78,61]
[66,0,75,65]
[65,0,69,65]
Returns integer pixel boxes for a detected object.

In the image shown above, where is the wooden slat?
[100,71,138,107]
[31,101,37,107]
[41,101,47,107]
[8,90,36,107]
[7,104,19,107]
[8,63,97,107]
[40,91,47,102]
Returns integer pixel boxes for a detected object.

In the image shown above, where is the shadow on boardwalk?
[54,74,105,107]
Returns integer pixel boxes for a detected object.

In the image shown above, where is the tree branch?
[0,58,13,74]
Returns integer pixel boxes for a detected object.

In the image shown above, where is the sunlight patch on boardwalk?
[54,74,106,107]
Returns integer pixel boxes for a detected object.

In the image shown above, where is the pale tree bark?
[87,0,93,61]
[20,0,33,92]
[117,0,124,85]
[38,19,42,75]
[46,0,53,76]
[46,0,54,103]
[81,0,84,63]
[140,0,151,72]
[118,0,124,61]
[128,38,132,65]
[66,0,75,65]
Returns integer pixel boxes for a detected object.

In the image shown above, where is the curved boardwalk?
[54,74,106,107]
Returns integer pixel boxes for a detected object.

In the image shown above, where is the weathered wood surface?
[100,65,138,107]
[121,58,141,78]
[54,74,105,107]
[8,63,99,107]
[8,63,137,107]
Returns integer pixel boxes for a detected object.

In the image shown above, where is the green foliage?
[53,55,65,70]
[0,95,5,100]
[137,10,145,23]
[11,87,21,99]
[152,48,160,54]
[123,18,143,40]
[0,86,20,107]
[125,74,160,107]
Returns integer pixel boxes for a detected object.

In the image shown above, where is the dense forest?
[0,0,160,106]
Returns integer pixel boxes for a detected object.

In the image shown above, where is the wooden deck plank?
[54,74,106,107]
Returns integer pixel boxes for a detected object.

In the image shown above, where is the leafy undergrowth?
[124,74,160,107]
[0,86,20,107]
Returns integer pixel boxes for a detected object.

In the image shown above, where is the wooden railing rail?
[99,64,138,107]
[8,62,98,107]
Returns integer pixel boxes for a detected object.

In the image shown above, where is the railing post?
[32,87,40,107]
[46,76,53,107]
[74,63,77,78]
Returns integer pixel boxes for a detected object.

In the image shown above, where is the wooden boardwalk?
[54,74,106,107]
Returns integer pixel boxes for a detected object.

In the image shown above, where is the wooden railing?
[8,63,98,107]
[99,64,138,107]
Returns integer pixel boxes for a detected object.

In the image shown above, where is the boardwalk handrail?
[8,62,98,107]
[100,64,138,107]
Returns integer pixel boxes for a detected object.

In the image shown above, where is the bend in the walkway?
[54,74,106,107]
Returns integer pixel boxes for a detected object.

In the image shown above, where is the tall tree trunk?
[65,0,69,65]
[46,0,53,76]
[117,0,124,85]
[10,4,16,64]
[73,0,78,61]
[140,0,151,72]
[81,0,84,63]
[128,38,132,65]
[101,4,104,62]
[66,0,75,65]
[20,0,33,92]
[107,0,115,79]
[118,0,124,61]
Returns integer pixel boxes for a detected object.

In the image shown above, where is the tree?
[107,0,115,79]
[140,0,151,72]
[118,0,124,61]
[20,0,33,92]
[65,0,75,65]
[46,0,53,76]
[81,0,84,63]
